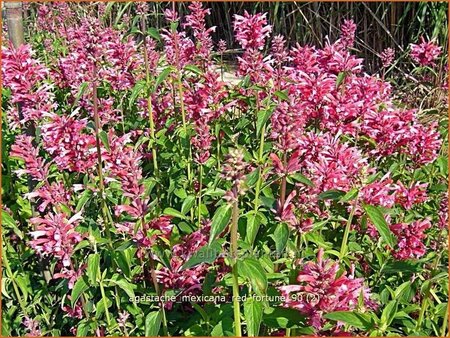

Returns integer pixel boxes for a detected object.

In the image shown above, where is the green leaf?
[147,27,161,41]
[209,204,232,243]
[184,64,202,75]
[181,242,222,270]
[99,130,110,152]
[244,298,263,336]
[318,189,346,200]
[153,67,174,93]
[274,90,289,101]
[340,188,359,202]
[145,311,162,336]
[263,307,308,329]
[336,71,347,88]
[324,311,372,329]
[73,82,89,107]
[256,106,275,137]
[87,253,100,285]
[181,195,196,215]
[76,190,92,212]
[381,300,398,328]
[71,276,89,307]
[289,173,314,187]
[237,258,267,296]
[163,207,187,220]
[273,223,289,255]
[106,276,136,300]
[364,204,397,248]
[245,211,262,245]
[129,80,145,110]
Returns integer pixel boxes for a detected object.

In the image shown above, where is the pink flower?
[41,114,97,173]
[270,150,301,176]
[29,212,84,266]
[271,35,288,64]
[158,223,212,291]
[360,176,396,209]
[1,43,55,126]
[410,37,442,67]
[390,220,431,260]
[438,193,448,229]
[25,181,72,212]
[233,11,272,50]
[278,249,374,330]
[53,264,86,289]
[62,299,83,319]
[184,2,216,61]
[117,311,130,328]
[10,135,49,180]
[394,181,428,210]
[380,47,395,68]
[23,317,41,337]
[217,39,227,54]
[339,19,357,48]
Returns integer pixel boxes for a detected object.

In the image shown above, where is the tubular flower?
[410,37,442,67]
[10,135,49,180]
[41,114,97,173]
[29,212,84,267]
[394,181,428,210]
[278,249,374,330]
[390,220,431,260]
[380,47,395,68]
[233,11,272,50]
[1,43,55,126]
[339,19,357,48]
[23,317,41,337]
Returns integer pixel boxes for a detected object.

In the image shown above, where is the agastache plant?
[1,2,447,337]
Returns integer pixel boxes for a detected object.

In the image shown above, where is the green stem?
[2,250,27,315]
[92,64,113,248]
[441,302,448,336]
[99,280,111,326]
[197,164,203,228]
[148,253,169,336]
[339,196,358,260]
[230,190,242,337]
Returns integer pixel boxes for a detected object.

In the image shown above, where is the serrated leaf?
[318,189,346,200]
[237,258,267,295]
[244,297,263,336]
[181,195,196,215]
[184,64,202,75]
[289,173,314,187]
[163,207,187,220]
[324,311,372,329]
[76,190,92,212]
[181,242,222,270]
[147,27,161,41]
[274,90,289,101]
[87,253,100,285]
[340,188,359,202]
[209,204,232,243]
[245,211,262,245]
[256,106,274,137]
[153,67,174,93]
[99,130,110,152]
[129,80,146,110]
[364,204,397,248]
[273,223,289,255]
[145,311,162,336]
[381,300,398,327]
[105,277,136,300]
[71,276,88,307]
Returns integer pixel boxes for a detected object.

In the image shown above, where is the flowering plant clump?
[1,2,448,337]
